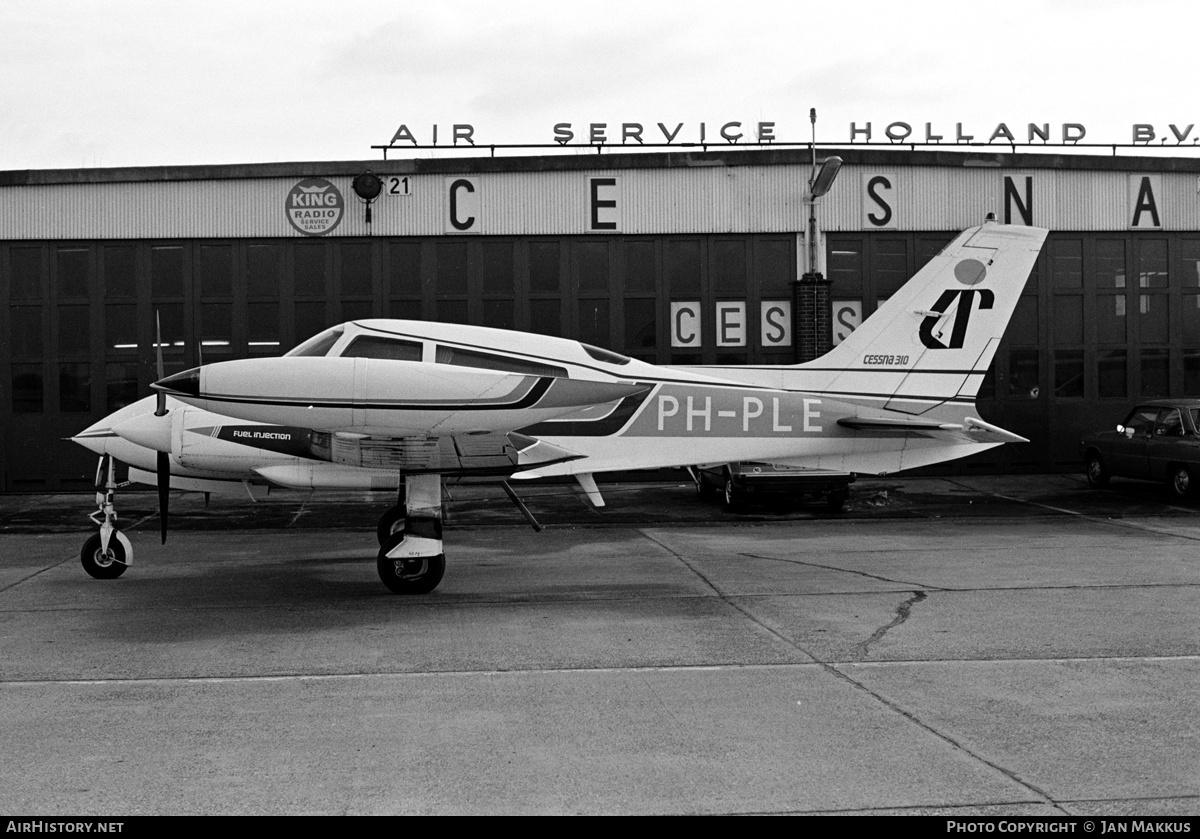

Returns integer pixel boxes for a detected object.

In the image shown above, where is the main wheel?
[376,532,445,594]
[1085,453,1110,487]
[1169,465,1194,499]
[80,532,128,580]
[720,475,743,512]
[376,505,405,546]
[826,489,849,512]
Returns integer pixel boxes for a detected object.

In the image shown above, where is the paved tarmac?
[1,473,1198,815]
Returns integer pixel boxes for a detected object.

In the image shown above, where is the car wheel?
[826,489,849,512]
[1085,453,1110,488]
[1169,465,1194,499]
[720,475,743,512]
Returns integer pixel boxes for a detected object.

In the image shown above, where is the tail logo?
[919,289,995,350]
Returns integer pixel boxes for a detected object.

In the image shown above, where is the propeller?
[154,312,169,544]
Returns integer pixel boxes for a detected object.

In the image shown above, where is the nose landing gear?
[83,455,133,580]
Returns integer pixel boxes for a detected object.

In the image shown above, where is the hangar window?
[1053,350,1084,398]
[343,335,422,362]
[247,244,282,298]
[56,248,90,300]
[1008,349,1040,400]
[105,362,139,412]
[1140,349,1170,398]
[578,300,609,348]
[106,304,137,355]
[150,246,184,298]
[247,302,280,355]
[1098,350,1127,398]
[10,306,44,358]
[530,242,561,293]
[667,240,700,295]
[59,363,91,412]
[58,306,90,356]
[1051,240,1082,289]
[103,246,136,299]
[295,242,328,297]
[199,245,232,297]
[874,239,909,298]
[435,346,566,378]
[340,242,373,297]
[12,364,43,413]
[624,241,655,293]
[529,299,561,338]
[389,241,422,296]
[10,247,43,300]
[575,241,610,292]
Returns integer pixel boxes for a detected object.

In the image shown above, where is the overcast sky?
[2,0,1196,170]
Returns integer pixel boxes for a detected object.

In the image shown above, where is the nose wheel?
[83,455,133,579]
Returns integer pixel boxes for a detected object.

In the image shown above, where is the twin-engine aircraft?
[73,219,1048,593]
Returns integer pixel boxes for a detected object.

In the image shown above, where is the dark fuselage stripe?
[192,376,553,412]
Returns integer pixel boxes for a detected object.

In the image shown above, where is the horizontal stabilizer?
[837,415,1027,444]
[505,432,584,467]
[962,416,1028,444]
[838,417,964,433]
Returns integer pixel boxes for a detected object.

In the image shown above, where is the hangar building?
[2,147,1198,490]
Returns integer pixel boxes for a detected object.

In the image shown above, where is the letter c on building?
[449,178,475,231]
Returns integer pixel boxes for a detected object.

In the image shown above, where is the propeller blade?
[157,450,169,544]
[155,311,168,417]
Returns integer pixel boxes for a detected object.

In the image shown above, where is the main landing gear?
[376,473,446,594]
[82,455,133,580]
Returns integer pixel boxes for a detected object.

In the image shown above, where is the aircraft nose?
[70,417,117,456]
[112,411,173,453]
[153,367,201,397]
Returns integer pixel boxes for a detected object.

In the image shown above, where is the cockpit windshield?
[284,326,344,357]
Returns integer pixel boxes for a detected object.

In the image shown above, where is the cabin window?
[581,343,631,365]
[342,335,423,361]
[434,345,566,377]
[285,326,343,357]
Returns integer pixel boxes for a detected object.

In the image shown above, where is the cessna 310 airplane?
[72,218,1048,594]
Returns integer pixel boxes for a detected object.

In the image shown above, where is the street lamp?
[794,108,842,362]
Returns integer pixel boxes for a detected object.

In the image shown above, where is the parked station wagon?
[1080,399,1200,499]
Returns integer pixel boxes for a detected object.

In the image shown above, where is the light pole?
[794,109,841,362]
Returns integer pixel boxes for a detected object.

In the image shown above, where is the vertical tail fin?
[812,220,1047,415]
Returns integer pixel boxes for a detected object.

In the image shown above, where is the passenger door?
[1107,406,1157,479]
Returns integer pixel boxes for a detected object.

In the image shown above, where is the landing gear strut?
[376,473,446,594]
[83,455,133,580]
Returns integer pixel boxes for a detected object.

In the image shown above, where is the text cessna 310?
[72,219,1048,594]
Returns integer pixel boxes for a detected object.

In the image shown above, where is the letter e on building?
[716,302,746,347]
[588,177,621,231]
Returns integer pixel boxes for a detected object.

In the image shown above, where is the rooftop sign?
[376,120,1200,155]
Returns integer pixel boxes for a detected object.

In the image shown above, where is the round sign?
[954,258,988,285]
[286,177,345,236]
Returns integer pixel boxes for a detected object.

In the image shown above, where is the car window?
[1155,409,1184,437]
[1122,407,1158,435]
[342,335,423,361]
